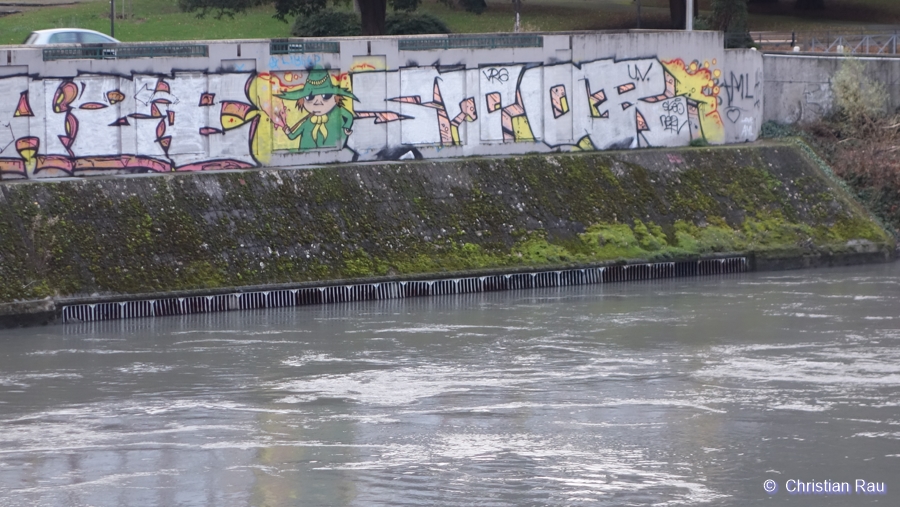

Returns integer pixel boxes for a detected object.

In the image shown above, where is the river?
[1,263,898,506]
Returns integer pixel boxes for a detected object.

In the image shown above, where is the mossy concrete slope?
[0,141,893,307]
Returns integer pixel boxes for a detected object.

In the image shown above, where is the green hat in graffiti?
[275,67,358,101]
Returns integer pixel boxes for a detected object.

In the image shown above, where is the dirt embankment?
[798,116,900,240]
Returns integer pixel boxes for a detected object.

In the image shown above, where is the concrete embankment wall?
[0,31,761,180]
[764,53,900,124]
[0,142,893,324]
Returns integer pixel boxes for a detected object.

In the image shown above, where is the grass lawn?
[0,0,291,45]
[0,0,897,45]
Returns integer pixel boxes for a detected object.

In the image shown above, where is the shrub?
[457,0,486,15]
[385,12,450,35]
[291,10,361,37]
[832,55,889,129]
[391,0,420,12]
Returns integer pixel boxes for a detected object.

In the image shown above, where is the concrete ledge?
[753,249,895,272]
[0,298,56,329]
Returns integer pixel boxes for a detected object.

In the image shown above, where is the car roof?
[31,28,111,35]
[23,28,121,45]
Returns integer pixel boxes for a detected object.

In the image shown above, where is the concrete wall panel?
[0,31,763,180]
[764,54,900,125]
[721,49,763,143]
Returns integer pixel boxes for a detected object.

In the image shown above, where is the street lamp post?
[686,0,693,30]
[110,0,115,38]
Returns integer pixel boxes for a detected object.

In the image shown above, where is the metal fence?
[43,44,209,61]
[728,31,900,55]
[269,39,341,55]
[727,31,796,50]
[807,33,899,55]
[399,35,543,51]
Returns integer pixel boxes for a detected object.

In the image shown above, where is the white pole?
[686,0,693,31]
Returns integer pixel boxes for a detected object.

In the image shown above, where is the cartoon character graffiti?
[0,52,761,181]
[275,68,357,150]
[661,58,725,144]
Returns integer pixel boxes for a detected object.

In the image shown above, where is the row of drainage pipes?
[61,257,748,324]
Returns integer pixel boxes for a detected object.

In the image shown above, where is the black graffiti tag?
[723,72,754,107]
[482,68,509,83]
[628,62,653,82]
[660,115,680,133]
[661,98,685,115]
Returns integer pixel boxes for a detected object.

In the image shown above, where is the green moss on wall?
[0,142,893,303]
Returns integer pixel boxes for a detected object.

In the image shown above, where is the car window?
[80,32,114,44]
[48,32,79,44]
[23,33,38,44]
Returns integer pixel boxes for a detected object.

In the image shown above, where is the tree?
[357,0,387,35]
[669,0,699,29]
[177,0,265,19]
[710,0,749,32]
[181,0,482,36]
[795,0,825,9]
[512,0,522,32]
[709,0,751,47]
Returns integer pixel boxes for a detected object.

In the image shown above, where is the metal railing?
[728,30,900,55]
[808,33,899,54]
[727,31,796,50]
[42,46,116,61]
[269,39,341,55]
[399,35,543,51]
[43,44,209,61]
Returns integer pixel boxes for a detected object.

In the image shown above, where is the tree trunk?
[670,0,699,29]
[795,0,825,9]
[358,0,387,35]
[513,0,521,32]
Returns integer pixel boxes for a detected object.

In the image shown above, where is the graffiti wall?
[0,33,763,179]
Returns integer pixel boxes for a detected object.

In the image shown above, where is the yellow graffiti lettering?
[662,58,725,144]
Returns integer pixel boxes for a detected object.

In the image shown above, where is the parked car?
[23,29,119,45]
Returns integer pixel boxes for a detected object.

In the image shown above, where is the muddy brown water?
[0,263,898,506]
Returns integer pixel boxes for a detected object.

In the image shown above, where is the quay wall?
[0,142,893,325]
[1,32,898,325]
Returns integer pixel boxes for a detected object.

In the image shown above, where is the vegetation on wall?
[0,144,891,304]
[783,56,900,241]
[831,55,889,129]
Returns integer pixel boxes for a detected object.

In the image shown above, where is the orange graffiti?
[661,58,724,143]
[52,81,79,114]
